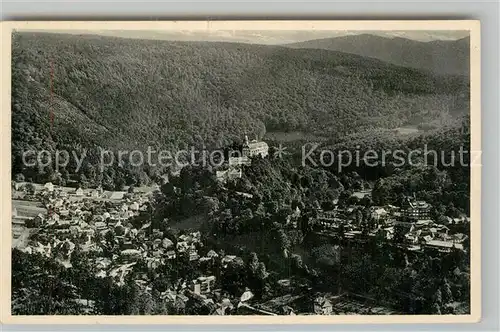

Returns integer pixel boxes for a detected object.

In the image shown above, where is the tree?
[247,252,259,275]
[79,173,89,189]
[131,289,154,314]
[463,236,470,253]
[338,190,353,206]
[442,279,453,304]
[203,196,220,215]
[265,200,279,215]
[312,244,341,268]
[355,209,363,225]
[221,257,246,296]
[84,163,97,183]
[347,195,361,206]
[161,182,176,197]
[434,288,443,306]
[273,226,291,252]
[114,176,126,191]
[393,224,407,244]
[290,254,304,271]
[256,262,269,281]
[241,208,254,222]
[11,249,84,314]
[360,195,372,207]
[432,302,442,315]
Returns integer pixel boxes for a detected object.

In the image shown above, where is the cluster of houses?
[12,181,293,315]
[11,175,468,315]
[13,182,155,263]
[18,181,147,201]
[312,196,469,254]
[233,289,398,316]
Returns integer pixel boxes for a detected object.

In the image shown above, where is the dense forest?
[12,32,468,186]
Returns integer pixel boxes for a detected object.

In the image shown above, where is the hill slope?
[287,34,470,76]
[12,32,468,178]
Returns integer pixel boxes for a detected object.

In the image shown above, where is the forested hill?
[287,34,470,76]
[12,32,468,172]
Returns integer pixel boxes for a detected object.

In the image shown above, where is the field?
[12,199,47,217]
[264,131,329,143]
[393,126,421,135]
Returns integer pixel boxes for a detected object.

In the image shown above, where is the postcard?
[0,20,481,324]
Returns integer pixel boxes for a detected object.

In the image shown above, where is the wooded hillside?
[12,32,469,180]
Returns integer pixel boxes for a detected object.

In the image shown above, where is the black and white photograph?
[2,20,480,323]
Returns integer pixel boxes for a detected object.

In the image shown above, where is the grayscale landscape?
[11,29,471,316]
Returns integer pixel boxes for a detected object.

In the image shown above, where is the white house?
[189,250,200,261]
[13,182,25,191]
[120,249,142,258]
[216,168,242,183]
[95,221,107,230]
[240,289,254,303]
[59,209,70,217]
[129,202,140,211]
[75,188,84,196]
[162,238,174,249]
[177,241,190,253]
[108,191,126,200]
[242,135,269,158]
[166,250,176,260]
[44,182,54,192]
[371,207,388,221]
[206,250,219,259]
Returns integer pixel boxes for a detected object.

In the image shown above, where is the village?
[7,22,484,321]
[11,180,250,314]
[10,137,471,316]
[10,164,470,316]
[311,194,470,254]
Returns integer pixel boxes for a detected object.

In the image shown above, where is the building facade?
[402,197,431,220]
[242,135,269,158]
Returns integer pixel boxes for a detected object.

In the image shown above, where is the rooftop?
[426,240,464,250]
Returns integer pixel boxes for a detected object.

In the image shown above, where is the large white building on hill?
[242,135,269,158]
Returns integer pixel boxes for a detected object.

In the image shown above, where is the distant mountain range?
[286,34,470,76]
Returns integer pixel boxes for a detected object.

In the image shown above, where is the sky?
[21,29,470,45]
